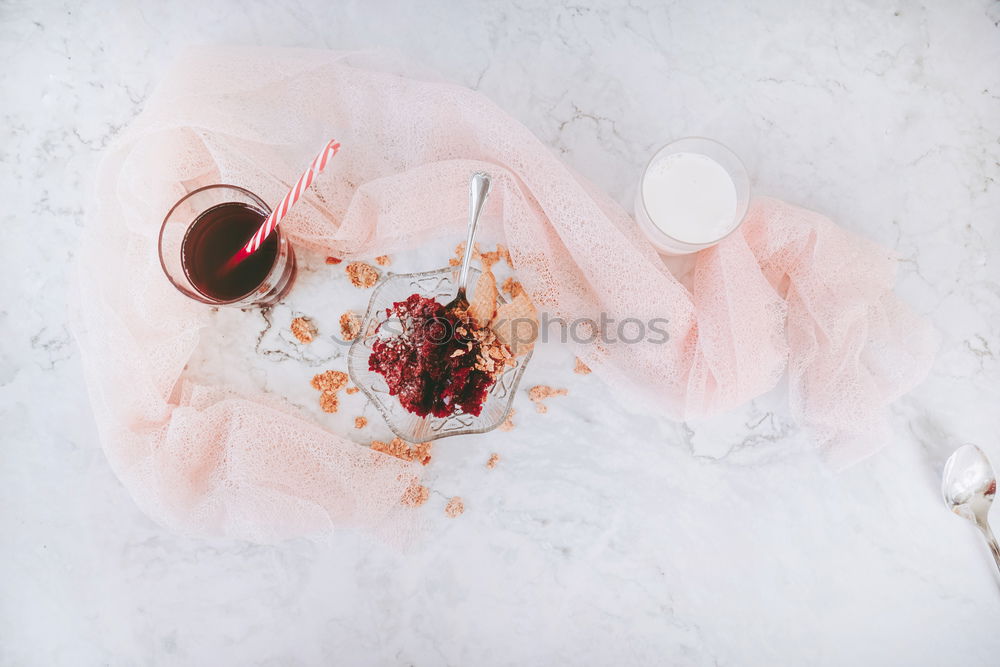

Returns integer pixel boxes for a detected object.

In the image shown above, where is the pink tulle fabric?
[75,47,937,541]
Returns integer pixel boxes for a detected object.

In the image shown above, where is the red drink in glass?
[159,185,296,307]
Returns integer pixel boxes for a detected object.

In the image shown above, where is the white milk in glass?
[640,152,738,244]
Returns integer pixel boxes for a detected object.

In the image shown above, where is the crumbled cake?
[411,441,433,466]
[290,317,317,344]
[319,391,339,413]
[345,386,360,395]
[371,437,433,466]
[354,416,367,429]
[574,357,592,375]
[371,437,411,460]
[374,255,391,266]
[444,496,465,518]
[369,254,535,419]
[449,241,480,267]
[339,311,361,342]
[401,482,430,507]
[368,293,514,418]
[310,369,350,414]
[311,370,349,393]
[486,453,500,469]
[529,385,568,413]
[346,261,379,288]
[498,408,516,432]
[501,277,525,298]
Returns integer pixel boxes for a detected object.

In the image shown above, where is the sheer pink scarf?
[74,47,937,541]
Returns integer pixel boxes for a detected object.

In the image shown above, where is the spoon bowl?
[942,444,1000,575]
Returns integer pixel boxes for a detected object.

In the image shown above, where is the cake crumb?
[345,386,360,395]
[498,408,516,432]
[372,437,412,461]
[412,441,433,466]
[354,416,367,429]
[452,241,482,267]
[325,256,343,265]
[319,391,339,413]
[573,357,592,375]
[339,311,361,341]
[444,496,465,518]
[529,385,568,413]
[501,277,525,298]
[497,244,512,267]
[311,370,349,393]
[477,244,511,270]
[401,482,430,507]
[374,255,391,266]
[486,453,500,469]
[371,437,432,465]
[346,262,380,288]
[290,317,317,344]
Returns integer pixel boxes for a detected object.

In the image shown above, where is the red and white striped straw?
[244,139,341,255]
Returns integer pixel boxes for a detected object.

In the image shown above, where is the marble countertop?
[3,0,999,664]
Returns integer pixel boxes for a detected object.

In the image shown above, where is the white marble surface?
[2,0,1000,664]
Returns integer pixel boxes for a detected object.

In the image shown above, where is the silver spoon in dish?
[942,444,1000,576]
[446,172,492,311]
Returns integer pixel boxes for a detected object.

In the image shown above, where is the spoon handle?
[457,172,492,297]
[980,522,1000,577]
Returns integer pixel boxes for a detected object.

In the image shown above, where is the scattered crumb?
[479,250,500,270]
[498,408,515,432]
[325,256,342,265]
[290,317,317,344]
[371,437,411,461]
[486,453,500,469]
[501,277,525,298]
[411,441,433,466]
[444,496,465,518]
[345,386,360,395]
[574,357,592,375]
[529,385,568,413]
[354,416,368,429]
[401,482,430,507]
[529,385,569,401]
[498,244,512,267]
[339,311,361,341]
[371,437,432,465]
[311,370,349,393]
[319,391,339,413]
[451,241,483,267]
[346,262,380,288]
[374,255,391,266]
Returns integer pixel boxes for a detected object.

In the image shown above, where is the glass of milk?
[635,137,750,255]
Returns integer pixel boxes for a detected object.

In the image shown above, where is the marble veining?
[1,0,999,665]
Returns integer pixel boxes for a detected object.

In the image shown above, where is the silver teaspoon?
[942,444,1000,575]
[446,172,492,311]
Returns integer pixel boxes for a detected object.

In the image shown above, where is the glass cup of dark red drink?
[158,185,297,306]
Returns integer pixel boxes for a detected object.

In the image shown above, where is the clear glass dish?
[347,266,531,443]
